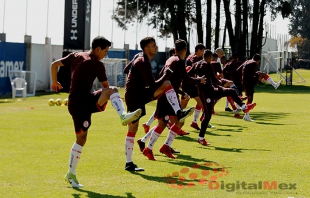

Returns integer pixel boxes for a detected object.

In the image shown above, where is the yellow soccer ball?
[48,99,55,106]
[62,98,68,106]
[55,98,62,106]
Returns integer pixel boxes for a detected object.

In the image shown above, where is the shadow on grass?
[130,159,228,186]
[249,112,290,125]
[72,188,134,198]
[201,146,271,153]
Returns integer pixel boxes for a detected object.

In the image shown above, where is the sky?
[0,0,291,52]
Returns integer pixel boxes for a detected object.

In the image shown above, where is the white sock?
[165,86,181,114]
[241,104,246,110]
[125,133,135,163]
[164,130,177,147]
[141,126,155,142]
[110,92,125,116]
[148,131,161,150]
[69,143,83,175]
[193,108,201,123]
[225,99,229,108]
[198,136,204,140]
[266,77,277,88]
[146,112,156,126]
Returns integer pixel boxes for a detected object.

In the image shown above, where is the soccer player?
[141,47,176,133]
[123,37,194,171]
[193,49,256,145]
[141,39,206,160]
[51,36,142,188]
[236,54,281,121]
[181,43,206,130]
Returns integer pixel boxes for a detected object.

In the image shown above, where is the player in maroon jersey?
[236,54,281,121]
[140,39,206,160]
[51,36,142,188]
[191,50,256,145]
[123,37,195,171]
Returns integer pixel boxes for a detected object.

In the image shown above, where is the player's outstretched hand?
[51,82,63,92]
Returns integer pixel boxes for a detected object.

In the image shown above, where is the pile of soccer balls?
[48,98,68,106]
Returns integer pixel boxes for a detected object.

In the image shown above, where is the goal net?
[93,58,128,90]
[9,70,37,96]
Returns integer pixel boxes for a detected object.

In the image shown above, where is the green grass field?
[1,69,310,198]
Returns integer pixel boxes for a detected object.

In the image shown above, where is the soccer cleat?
[125,162,145,171]
[142,123,150,133]
[179,129,190,136]
[243,103,256,114]
[208,123,216,128]
[274,80,282,90]
[170,147,180,154]
[143,147,156,160]
[159,145,176,159]
[137,139,145,152]
[65,172,84,188]
[234,113,243,119]
[243,114,254,122]
[121,109,142,126]
[177,107,194,122]
[190,122,200,130]
[225,107,233,112]
[197,138,211,146]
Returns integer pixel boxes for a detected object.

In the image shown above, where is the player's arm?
[100,81,110,88]
[51,59,64,92]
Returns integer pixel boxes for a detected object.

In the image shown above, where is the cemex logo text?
[211,181,297,192]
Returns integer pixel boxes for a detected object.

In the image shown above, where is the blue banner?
[0,42,26,97]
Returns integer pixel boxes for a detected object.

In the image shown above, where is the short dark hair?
[91,36,111,50]
[253,54,261,61]
[140,37,156,50]
[169,47,175,57]
[195,43,206,52]
[175,39,187,52]
[203,49,213,58]
[212,53,218,59]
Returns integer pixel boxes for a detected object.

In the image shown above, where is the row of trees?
[289,0,310,59]
[112,0,291,60]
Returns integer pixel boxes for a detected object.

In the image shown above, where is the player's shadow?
[249,112,289,125]
[129,159,227,185]
[201,145,271,153]
[72,188,134,198]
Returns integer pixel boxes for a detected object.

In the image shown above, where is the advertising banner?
[0,42,26,96]
[63,0,92,50]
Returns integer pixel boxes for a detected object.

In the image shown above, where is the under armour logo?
[71,30,78,40]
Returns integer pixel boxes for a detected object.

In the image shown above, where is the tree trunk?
[206,0,212,49]
[223,0,236,53]
[234,0,241,54]
[257,0,266,55]
[240,0,248,61]
[195,0,203,43]
[168,0,178,41]
[214,0,221,50]
[250,0,260,57]
[176,0,188,42]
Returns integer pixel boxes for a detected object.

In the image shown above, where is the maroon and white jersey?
[185,53,202,67]
[60,52,107,96]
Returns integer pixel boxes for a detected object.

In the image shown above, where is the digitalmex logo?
[162,161,230,189]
